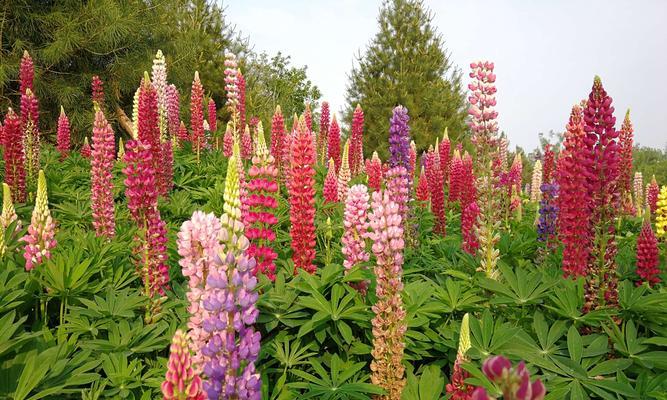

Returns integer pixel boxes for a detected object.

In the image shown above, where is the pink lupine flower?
[323,159,338,203]
[162,329,205,400]
[341,184,371,292]
[207,98,217,133]
[22,170,56,271]
[166,84,181,139]
[91,75,105,107]
[328,115,341,173]
[56,107,71,159]
[90,109,116,238]
[81,137,91,159]
[317,101,330,163]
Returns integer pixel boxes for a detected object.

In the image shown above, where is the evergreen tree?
[345,0,466,158]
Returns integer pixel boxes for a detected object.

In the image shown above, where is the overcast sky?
[224,0,667,151]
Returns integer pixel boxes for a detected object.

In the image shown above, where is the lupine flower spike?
[341,184,371,293]
[530,160,542,203]
[350,104,365,175]
[647,176,659,215]
[636,211,660,287]
[162,329,205,400]
[3,109,26,202]
[446,313,474,399]
[90,109,116,238]
[328,115,341,172]
[366,151,383,192]
[1,183,19,257]
[473,356,546,400]
[633,172,643,217]
[56,106,71,159]
[338,141,351,202]
[656,186,667,240]
[323,159,338,203]
[22,170,56,271]
[81,137,91,159]
[317,101,330,164]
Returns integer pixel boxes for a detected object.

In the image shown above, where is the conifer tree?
[346,0,466,158]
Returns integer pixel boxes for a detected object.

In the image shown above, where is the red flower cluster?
[303,103,312,132]
[350,104,364,176]
[328,115,341,172]
[439,130,451,181]
[647,176,659,214]
[542,144,555,183]
[19,51,34,95]
[2,109,26,202]
[271,106,285,176]
[56,107,71,159]
[449,150,463,204]
[92,75,105,106]
[323,159,338,203]
[460,151,476,211]
[81,137,91,159]
[166,84,181,139]
[425,148,446,235]
[207,98,217,133]
[618,110,634,199]
[289,124,317,274]
[177,121,188,147]
[91,110,116,238]
[190,72,205,153]
[241,124,253,160]
[366,152,383,192]
[317,101,330,163]
[462,201,480,254]
[636,220,660,287]
[415,166,430,202]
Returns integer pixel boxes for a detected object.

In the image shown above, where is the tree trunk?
[115,105,134,137]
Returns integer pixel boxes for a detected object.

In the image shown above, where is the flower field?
[1,36,667,400]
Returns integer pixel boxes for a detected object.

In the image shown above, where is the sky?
[223,0,667,151]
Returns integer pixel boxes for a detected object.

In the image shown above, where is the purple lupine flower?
[202,249,261,400]
[537,183,558,243]
[388,106,412,177]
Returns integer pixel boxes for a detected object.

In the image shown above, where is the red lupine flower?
[289,123,317,274]
[366,152,383,192]
[92,75,105,106]
[19,50,34,95]
[3,109,26,202]
[557,104,592,277]
[323,159,338,203]
[415,166,430,202]
[166,84,180,139]
[237,70,246,131]
[409,140,417,183]
[190,71,205,154]
[317,101,330,163]
[303,103,312,132]
[208,98,217,133]
[81,137,91,159]
[542,144,555,184]
[21,89,40,183]
[350,104,364,176]
[177,121,188,147]
[328,115,341,172]
[425,147,446,235]
[271,106,285,175]
[460,151,477,211]
[56,107,71,159]
[618,110,634,203]
[245,124,279,280]
[91,109,116,238]
[462,201,480,254]
[161,141,174,194]
[449,150,463,204]
[439,129,451,181]
[241,124,253,159]
[647,175,659,214]
[636,219,660,287]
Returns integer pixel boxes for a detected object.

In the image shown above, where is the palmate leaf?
[402,364,445,400]
[478,264,558,306]
[0,263,29,314]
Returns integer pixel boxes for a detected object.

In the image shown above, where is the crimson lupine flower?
[3,109,26,202]
[542,144,555,184]
[245,125,279,280]
[323,159,338,203]
[415,166,430,202]
[462,202,480,255]
[167,84,181,139]
[208,98,217,133]
[177,121,188,147]
[190,71,205,153]
[369,189,406,398]
[19,50,34,95]
[350,104,364,176]
[237,70,246,130]
[342,184,371,292]
[303,103,312,132]
[177,211,222,372]
[425,147,446,235]
[123,140,169,297]
[647,175,659,214]
[241,124,253,159]
[161,141,174,194]
[439,129,451,181]
[289,123,317,274]
[22,170,56,271]
[92,75,105,107]
[636,219,660,287]
[222,122,234,158]
[162,329,205,400]
[91,110,116,238]
[317,101,330,163]
[56,107,71,159]
[461,151,477,211]
[366,152,383,192]
[270,106,285,175]
[557,105,592,277]
[81,137,91,159]
[618,110,634,201]
[475,356,546,400]
[21,89,40,184]
[328,115,341,172]
[449,150,463,204]
[138,74,165,196]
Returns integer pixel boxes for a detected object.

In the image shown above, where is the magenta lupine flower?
[341,184,371,293]
[166,84,181,139]
[137,74,164,196]
[317,101,330,163]
[425,147,446,236]
[476,356,546,400]
[177,211,223,372]
[201,248,261,400]
[162,329,205,400]
[90,109,116,238]
[56,107,71,159]
[385,166,409,225]
[350,104,365,176]
[3,109,26,203]
[81,137,91,159]
[369,189,406,398]
[22,170,56,271]
[462,201,480,255]
[323,159,338,203]
[439,129,451,181]
[191,71,206,153]
[92,75,105,107]
[208,98,217,134]
[636,219,660,287]
[19,50,34,95]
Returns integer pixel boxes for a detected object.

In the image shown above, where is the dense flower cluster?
[303,103,312,132]
[323,159,338,203]
[350,104,365,176]
[190,71,206,154]
[56,107,71,159]
[138,74,168,197]
[341,184,371,292]
[289,124,317,274]
[245,125,279,280]
[468,61,499,142]
[415,166,430,202]
[166,84,181,139]
[328,115,341,172]
[647,176,659,215]
[92,75,105,106]
[19,50,34,94]
[385,166,410,226]
[81,137,91,159]
[338,141,351,202]
[557,105,592,277]
[537,183,558,243]
[633,172,643,216]
[425,147,446,235]
[462,201,480,255]
[208,98,217,134]
[3,109,26,202]
[270,106,285,177]
[472,356,546,400]
[22,89,40,185]
[409,141,417,182]
[90,110,116,238]
[542,144,555,184]
[530,160,542,202]
[22,170,56,271]
[388,106,412,178]
[366,151,383,192]
[449,150,463,203]
[368,189,406,399]
[439,129,451,181]
[224,53,239,119]
[636,219,660,287]
[0,183,19,257]
[162,329,205,400]
[151,50,168,138]
[241,124,253,160]
[317,101,330,163]
[237,70,246,131]
[123,140,169,297]
[618,110,634,200]
[461,152,476,210]
[657,185,667,240]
